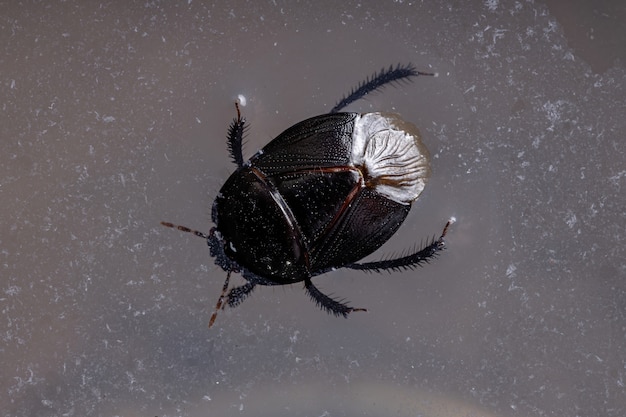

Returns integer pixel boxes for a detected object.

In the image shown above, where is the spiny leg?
[227,101,246,168]
[226,282,256,308]
[330,63,435,113]
[346,218,455,273]
[304,279,367,318]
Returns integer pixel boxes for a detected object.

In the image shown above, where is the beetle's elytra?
[162,64,453,327]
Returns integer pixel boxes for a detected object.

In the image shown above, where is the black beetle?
[162,64,453,327]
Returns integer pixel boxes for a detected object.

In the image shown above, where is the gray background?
[1,1,625,416]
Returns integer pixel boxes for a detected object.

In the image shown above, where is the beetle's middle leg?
[304,279,366,318]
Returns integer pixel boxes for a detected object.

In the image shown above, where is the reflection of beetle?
[162,64,453,327]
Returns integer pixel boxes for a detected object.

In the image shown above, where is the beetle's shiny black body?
[162,64,452,326]
[215,112,419,282]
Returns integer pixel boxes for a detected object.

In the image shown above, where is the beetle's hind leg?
[226,102,246,168]
[330,63,434,113]
[346,218,454,273]
[304,279,366,318]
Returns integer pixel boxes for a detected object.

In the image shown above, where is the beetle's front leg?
[227,282,256,308]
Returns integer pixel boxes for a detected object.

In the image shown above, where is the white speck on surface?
[564,210,577,228]
[506,264,517,278]
[484,0,499,12]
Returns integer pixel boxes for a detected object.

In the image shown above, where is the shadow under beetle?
[162,63,453,327]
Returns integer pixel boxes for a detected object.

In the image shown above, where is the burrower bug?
[162,64,453,327]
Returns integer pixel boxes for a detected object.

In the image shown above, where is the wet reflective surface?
[2,1,625,416]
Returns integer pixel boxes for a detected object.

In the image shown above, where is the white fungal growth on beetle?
[351,112,431,204]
